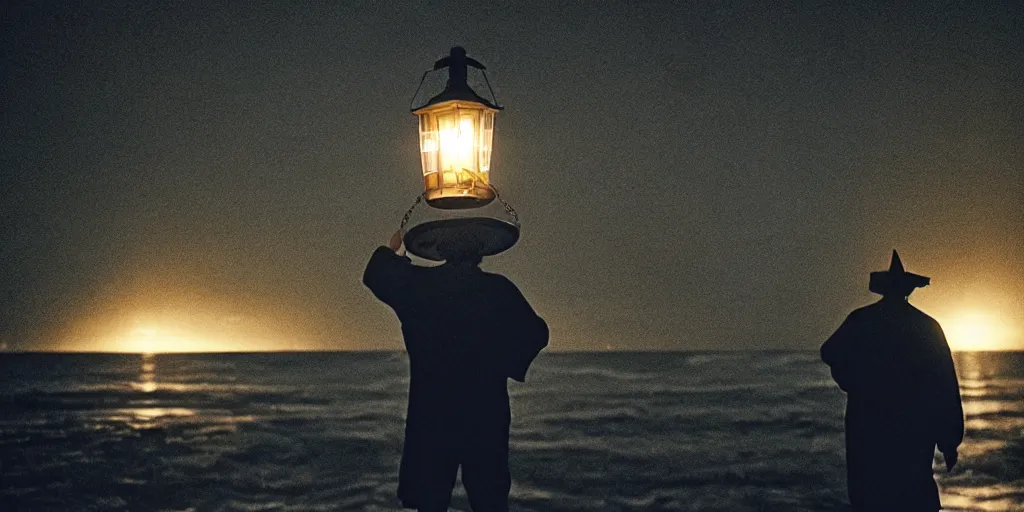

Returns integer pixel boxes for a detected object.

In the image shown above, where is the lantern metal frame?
[411,46,503,210]
[401,46,521,262]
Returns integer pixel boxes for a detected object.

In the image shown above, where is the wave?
[1,352,1021,511]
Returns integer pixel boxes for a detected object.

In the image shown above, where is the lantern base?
[404,217,519,262]
[426,196,496,209]
[424,188,496,210]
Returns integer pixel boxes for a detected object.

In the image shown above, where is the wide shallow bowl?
[404,217,519,261]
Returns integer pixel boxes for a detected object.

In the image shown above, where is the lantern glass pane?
[415,100,497,208]
[419,115,438,176]
[478,111,494,173]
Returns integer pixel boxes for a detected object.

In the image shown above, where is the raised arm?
[362,231,415,310]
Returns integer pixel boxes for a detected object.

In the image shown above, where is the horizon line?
[2,348,1020,355]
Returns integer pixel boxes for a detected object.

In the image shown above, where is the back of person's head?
[880,288,913,299]
[869,250,929,301]
[445,251,482,266]
[876,281,917,301]
[882,288,915,301]
[437,240,483,266]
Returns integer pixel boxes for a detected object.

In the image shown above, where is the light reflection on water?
[938,351,1024,512]
[0,351,1019,511]
[104,354,262,431]
[942,492,1020,512]
[110,407,197,428]
[130,353,158,393]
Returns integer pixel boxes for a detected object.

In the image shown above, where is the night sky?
[2,0,1022,352]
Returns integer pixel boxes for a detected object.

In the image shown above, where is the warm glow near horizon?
[58,310,318,353]
[940,309,1022,352]
[105,324,244,354]
[916,279,1023,352]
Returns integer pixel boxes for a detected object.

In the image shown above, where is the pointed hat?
[868,250,931,295]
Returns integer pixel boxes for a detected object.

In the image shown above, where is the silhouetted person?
[821,250,964,511]
[363,230,549,512]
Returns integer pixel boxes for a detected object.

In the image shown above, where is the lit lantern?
[401,46,520,262]
[412,46,502,209]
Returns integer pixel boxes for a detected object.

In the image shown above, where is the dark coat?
[821,298,964,511]
[363,247,549,509]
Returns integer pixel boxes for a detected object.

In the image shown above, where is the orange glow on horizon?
[58,311,318,353]
[939,309,1021,352]
[45,275,328,353]
[118,325,235,354]
[913,272,1023,352]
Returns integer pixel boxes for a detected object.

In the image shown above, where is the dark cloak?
[363,246,549,509]
[821,298,964,511]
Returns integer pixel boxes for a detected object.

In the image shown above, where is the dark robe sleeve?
[932,324,965,454]
[493,276,549,382]
[821,313,858,392]
[362,246,415,311]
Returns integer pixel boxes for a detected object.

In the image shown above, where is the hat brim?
[869,271,931,295]
[404,217,520,262]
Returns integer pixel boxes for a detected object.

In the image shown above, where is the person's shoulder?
[848,301,882,318]
[480,268,505,278]
[905,302,928,315]
[906,303,941,326]
[480,270,522,291]
[481,269,513,284]
[415,263,456,281]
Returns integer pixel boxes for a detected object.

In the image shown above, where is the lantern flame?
[415,100,497,208]
[411,47,501,210]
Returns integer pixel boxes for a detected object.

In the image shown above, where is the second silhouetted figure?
[821,250,964,511]
[364,230,549,512]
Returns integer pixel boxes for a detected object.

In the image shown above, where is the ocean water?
[0,351,1021,512]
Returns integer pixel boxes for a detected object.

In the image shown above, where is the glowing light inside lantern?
[416,100,496,208]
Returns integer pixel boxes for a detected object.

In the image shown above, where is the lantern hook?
[434,52,486,71]
[410,46,503,111]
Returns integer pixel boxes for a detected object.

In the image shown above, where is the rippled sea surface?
[1,351,1021,511]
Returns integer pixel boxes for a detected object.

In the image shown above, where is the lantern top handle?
[411,46,503,112]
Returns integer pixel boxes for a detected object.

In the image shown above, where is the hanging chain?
[398,187,520,229]
[399,168,520,231]
[461,168,520,228]
[489,184,520,227]
[399,193,425,230]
